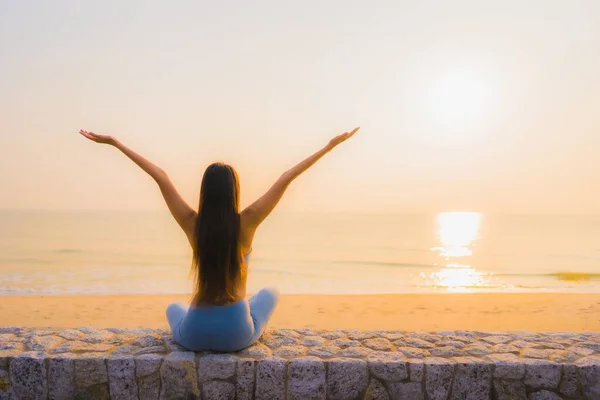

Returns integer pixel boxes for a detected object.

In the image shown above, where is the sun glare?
[432,212,482,258]
[428,212,490,292]
[428,67,492,126]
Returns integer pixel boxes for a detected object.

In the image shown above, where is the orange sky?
[1,1,599,214]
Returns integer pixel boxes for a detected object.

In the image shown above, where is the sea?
[1,210,599,295]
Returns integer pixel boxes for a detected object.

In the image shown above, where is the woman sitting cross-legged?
[79,126,359,352]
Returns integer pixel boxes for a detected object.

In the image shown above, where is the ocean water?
[0,210,599,295]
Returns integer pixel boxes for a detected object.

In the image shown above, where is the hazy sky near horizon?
[1,0,599,214]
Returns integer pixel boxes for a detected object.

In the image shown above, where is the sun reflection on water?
[427,212,490,292]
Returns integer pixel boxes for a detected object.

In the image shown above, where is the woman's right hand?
[79,129,117,146]
[328,127,360,149]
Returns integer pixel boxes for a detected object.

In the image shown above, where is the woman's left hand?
[79,129,117,145]
[327,126,360,149]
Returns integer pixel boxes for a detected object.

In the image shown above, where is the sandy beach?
[1,293,599,332]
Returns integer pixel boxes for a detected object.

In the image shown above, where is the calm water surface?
[1,211,599,295]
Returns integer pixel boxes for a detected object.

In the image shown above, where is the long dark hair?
[192,162,244,305]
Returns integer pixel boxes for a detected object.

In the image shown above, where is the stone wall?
[0,327,599,399]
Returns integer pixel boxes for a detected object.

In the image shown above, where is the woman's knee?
[166,302,185,312]
[260,287,280,302]
[166,302,187,322]
[249,287,280,316]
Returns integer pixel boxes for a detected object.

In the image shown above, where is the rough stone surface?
[493,379,527,400]
[529,390,563,400]
[550,350,580,363]
[131,334,163,348]
[408,359,425,382]
[51,341,114,354]
[81,329,115,344]
[0,343,21,353]
[274,345,308,358]
[48,355,76,399]
[430,346,465,357]
[523,359,561,390]
[0,328,23,335]
[263,336,298,348]
[397,346,430,358]
[577,356,600,399]
[138,373,160,400]
[494,344,519,353]
[74,354,108,387]
[465,345,493,356]
[287,357,326,400]
[136,354,163,377]
[26,335,63,352]
[10,352,47,400]
[107,356,138,400]
[236,358,255,400]
[342,347,372,358]
[388,381,424,400]
[295,328,318,336]
[438,340,466,348]
[522,348,555,359]
[367,352,408,382]
[570,346,594,357]
[322,331,346,340]
[330,338,362,349]
[406,332,441,343]
[395,337,435,349]
[159,351,199,400]
[450,357,493,400]
[309,346,341,357]
[347,331,378,341]
[425,357,455,400]
[136,354,162,400]
[197,354,237,382]
[380,332,406,341]
[327,358,369,400]
[256,357,286,400]
[487,353,526,379]
[58,329,84,341]
[0,369,12,398]
[238,342,272,358]
[302,336,326,347]
[559,364,579,398]
[135,346,164,356]
[202,380,236,400]
[2,327,600,399]
[111,345,140,356]
[164,338,186,353]
[272,329,301,339]
[363,338,394,351]
[364,379,389,400]
[483,335,513,344]
[74,354,110,398]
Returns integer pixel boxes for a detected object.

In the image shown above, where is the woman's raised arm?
[79,130,196,239]
[242,127,360,230]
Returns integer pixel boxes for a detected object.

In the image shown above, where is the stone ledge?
[0,327,599,399]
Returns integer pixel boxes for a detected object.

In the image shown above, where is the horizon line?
[2,209,600,217]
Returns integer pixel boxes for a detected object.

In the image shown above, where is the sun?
[427,66,492,127]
